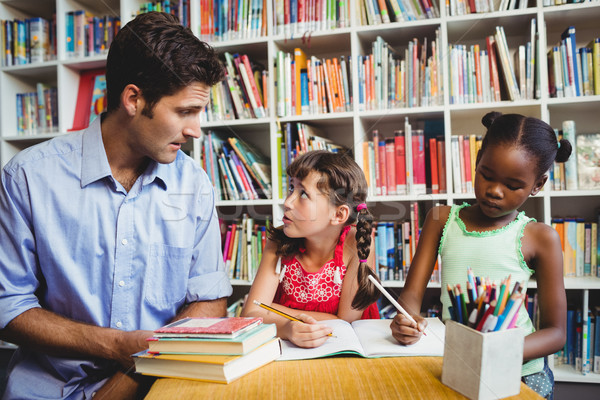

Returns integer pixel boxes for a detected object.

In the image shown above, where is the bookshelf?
[0,0,599,384]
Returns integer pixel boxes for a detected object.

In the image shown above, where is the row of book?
[199,0,266,42]
[1,17,57,66]
[202,52,267,122]
[361,119,446,197]
[277,122,346,194]
[16,84,59,136]
[449,22,539,104]
[358,33,443,111]
[200,131,272,200]
[273,0,350,37]
[555,307,600,375]
[450,134,482,195]
[446,0,529,16]
[552,217,599,278]
[357,0,439,25]
[543,0,593,6]
[550,120,600,191]
[547,27,599,98]
[222,216,268,281]
[135,1,191,27]
[65,12,120,58]
[133,317,280,383]
[275,49,351,117]
[372,203,442,283]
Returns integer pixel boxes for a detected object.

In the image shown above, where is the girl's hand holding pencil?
[390,313,428,345]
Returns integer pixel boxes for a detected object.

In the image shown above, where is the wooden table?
[144,356,542,399]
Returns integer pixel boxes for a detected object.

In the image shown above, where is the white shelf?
[553,364,600,384]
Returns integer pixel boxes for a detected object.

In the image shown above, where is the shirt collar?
[81,115,169,190]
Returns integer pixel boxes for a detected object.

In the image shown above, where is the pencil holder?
[441,320,524,400]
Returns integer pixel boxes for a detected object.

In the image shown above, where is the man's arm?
[0,308,152,368]
[173,297,228,320]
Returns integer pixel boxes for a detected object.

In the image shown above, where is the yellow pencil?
[252,300,335,337]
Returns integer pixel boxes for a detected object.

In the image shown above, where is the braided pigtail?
[351,204,380,310]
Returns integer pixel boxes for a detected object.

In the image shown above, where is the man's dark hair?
[106,12,224,116]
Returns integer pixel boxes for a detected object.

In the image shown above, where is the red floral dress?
[273,225,379,319]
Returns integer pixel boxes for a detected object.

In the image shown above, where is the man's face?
[131,82,210,164]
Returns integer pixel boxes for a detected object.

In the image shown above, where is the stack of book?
[2,16,57,66]
[222,214,268,281]
[547,27,599,98]
[65,11,120,58]
[358,32,443,110]
[134,317,280,383]
[273,0,350,36]
[550,120,600,191]
[356,0,439,24]
[16,83,58,135]
[199,0,267,42]
[135,1,191,27]
[200,131,272,200]
[449,20,540,104]
[361,118,446,197]
[203,52,267,121]
[275,48,351,117]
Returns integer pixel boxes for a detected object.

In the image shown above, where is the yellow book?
[564,219,577,277]
[576,220,585,276]
[294,48,307,115]
[588,38,600,95]
[469,135,477,183]
[362,141,371,189]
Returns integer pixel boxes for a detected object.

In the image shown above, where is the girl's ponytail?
[351,204,381,310]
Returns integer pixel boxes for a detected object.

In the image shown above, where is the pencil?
[252,300,334,337]
[367,275,426,335]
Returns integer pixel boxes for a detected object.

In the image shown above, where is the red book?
[378,139,387,196]
[462,135,472,192]
[385,138,396,196]
[437,137,446,194]
[240,54,265,112]
[429,137,439,194]
[394,130,406,195]
[70,68,106,131]
[486,36,502,102]
[412,129,426,194]
[154,317,263,339]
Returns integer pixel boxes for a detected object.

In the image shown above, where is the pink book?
[412,129,426,194]
[378,140,387,196]
[394,131,406,195]
[154,317,263,338]
[385,138,396,195]
[462,135,472,192]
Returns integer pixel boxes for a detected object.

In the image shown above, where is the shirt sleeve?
[0,167,42,329]
[185,177,232,303]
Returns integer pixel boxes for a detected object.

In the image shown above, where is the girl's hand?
[282,314,333,348]
[390,313,427,345]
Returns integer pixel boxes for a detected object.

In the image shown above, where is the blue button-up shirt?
[0,116,232,399]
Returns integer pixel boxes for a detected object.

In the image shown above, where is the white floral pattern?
[281,258,347,304]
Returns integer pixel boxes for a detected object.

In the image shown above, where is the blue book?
[386,223,395,281]
[594,311,600,373]
[395,223,403,281]
[376,222,387,279]
[567,309,575,365]
[561,26,581,96]
[576,309,583,370]
[300,69,309,114]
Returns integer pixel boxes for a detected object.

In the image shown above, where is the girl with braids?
[242,150,380,348]
[390,112,570,399]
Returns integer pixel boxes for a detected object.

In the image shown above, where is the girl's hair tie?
[557,142,561,149]
[359,259,368,263]
[356,203,367,212]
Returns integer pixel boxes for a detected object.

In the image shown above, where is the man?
[0,12,232,399]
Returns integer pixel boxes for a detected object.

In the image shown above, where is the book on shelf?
[552,218,599,278]
[65,11,120,58]
[275,50,351,116]
[133,337,281,383]
[70,68,106,131]
[135,1,190,27]
[16,83,58,136]
[147,323,277,355]
[222,214,267,281]
[278,318,445,361]
[576,133,600,190]
[1,16,57,66]
[449,134,482,194]
[154,317,263,338]
[274,0,350,36]
[358,33,442,111]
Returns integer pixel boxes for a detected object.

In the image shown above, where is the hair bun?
[482,111,503,129]
[555,138,573,163]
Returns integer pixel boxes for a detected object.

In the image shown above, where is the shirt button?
[119,280,125,287]
[116,321,122,328]
[121,239,128,245]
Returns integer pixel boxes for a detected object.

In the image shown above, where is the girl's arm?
[522,222,567,360]
[391,206,448,344]
[240,239,333,347]
[337,231,376,322]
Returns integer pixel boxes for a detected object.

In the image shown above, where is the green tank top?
[438,203,543,376]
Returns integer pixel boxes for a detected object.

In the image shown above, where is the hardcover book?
[154,317,262,339]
